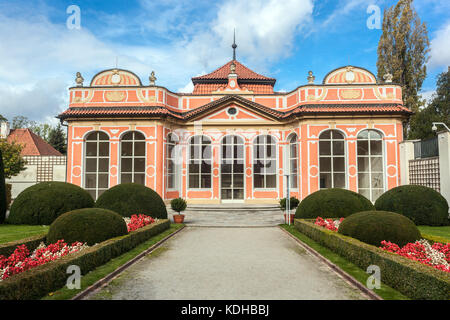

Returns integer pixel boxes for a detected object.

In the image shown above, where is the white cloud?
[0,0,314,123]
[420,90,436,104]
[429,21,450,69]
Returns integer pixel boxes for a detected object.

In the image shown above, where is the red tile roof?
[192,60,276,82]
[7,129,62,156]
[58,96,411,122]
[192,83,274,94]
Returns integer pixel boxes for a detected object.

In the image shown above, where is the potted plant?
[279,197,299,224]
[171,197,187,223]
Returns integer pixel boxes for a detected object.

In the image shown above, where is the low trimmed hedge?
[294,219,450,300]
[0,234,47,258]
[0,219,170,300]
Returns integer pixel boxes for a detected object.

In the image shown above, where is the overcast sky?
[0,0,448,124]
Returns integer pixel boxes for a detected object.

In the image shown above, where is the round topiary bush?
[338,210,422,247]
[95,183,167,219]
[171,198,187,214]
[375,185,449,226]
[295,188,374,219]
[47,208,128,246]
[8,182,94,225]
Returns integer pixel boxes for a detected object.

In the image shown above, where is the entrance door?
[221,135,244,202]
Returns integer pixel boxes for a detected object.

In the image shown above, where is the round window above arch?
[227,107,238,116]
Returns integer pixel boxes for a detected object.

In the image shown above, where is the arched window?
[357,130,384,201]
[84,131,109,199]
[288,134,299,189]
[120,131,146,185]
[254,135,277,189]
[188,135,212,189]
[166,133,178,189]
[319,129,346,189]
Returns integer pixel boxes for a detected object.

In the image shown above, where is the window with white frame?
[253,135,277,189]
[84,131,109,199]
[319,130,346,189]
[357,130,384,201]
[188,135,212,189]
[166,133,178,189]
[288,134,299,189]
[120,131,146,185]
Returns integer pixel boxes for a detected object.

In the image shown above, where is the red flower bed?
[380,239,450,273]
[0,240,89,281]
[314,217,344,232]
[126,214,156,232]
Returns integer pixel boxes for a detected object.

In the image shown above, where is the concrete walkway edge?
[72,225,186,300]
[279,226,382,300]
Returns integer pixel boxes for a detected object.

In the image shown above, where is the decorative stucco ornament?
[149,71,157,86]
[307,71,315,84]
[75,72,84,87]
[345,66,355,83]
[111,69,121,85]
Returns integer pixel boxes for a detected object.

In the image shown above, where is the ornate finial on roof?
[149,71,157,86]
[307,71,315,84]
[230,62,236,74]
[232,28,237,60]
[75,72,84,87]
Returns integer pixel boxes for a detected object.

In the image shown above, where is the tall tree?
[48,123,67,154]
[408,67,450,139]
[377,0,430,137]
[0,139,27,179]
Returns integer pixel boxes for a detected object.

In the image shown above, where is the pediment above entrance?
[184,95,283,123]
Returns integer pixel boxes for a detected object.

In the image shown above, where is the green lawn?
[280,224,409,300]
[0,224,49,244]
[42,224,184,300]
[418,225,450,242]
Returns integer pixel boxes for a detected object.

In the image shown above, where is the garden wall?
[0,219,170,300]
[294,219,450,300]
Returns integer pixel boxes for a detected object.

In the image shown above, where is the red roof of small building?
[192,60,276,81]
[7,128,62,156]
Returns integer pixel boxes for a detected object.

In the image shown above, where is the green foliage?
[408,68,450,139]
[375,185,449,226]
[377,0,430,114]
[0,220,170,300]
[295,188,374,219]
[170,198,187,214]
[338,210,421,247]
[0,149,6,224]
[7,182,94,225]
[95,183,167,219]
[279,197,300,211]
[0,139,26,179]
[47,208,128,246]
[47,123,66,154]
[294,219,450,300]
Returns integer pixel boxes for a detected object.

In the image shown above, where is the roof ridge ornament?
[149,71,157,86]
[307,71,315,84]
[232,28,237,61]
[383,72,393,83]
[75,72,84,87]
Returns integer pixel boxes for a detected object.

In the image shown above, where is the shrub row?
[294,219,450,300]
[0,219,170,300]
[0,234,47,258]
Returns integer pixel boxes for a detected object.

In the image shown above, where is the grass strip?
[280,224,409,300]
[42,224,184,300]
[0,224,49,244]
[418,225,450,242]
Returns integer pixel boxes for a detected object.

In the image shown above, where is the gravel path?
[86,227,369,300]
